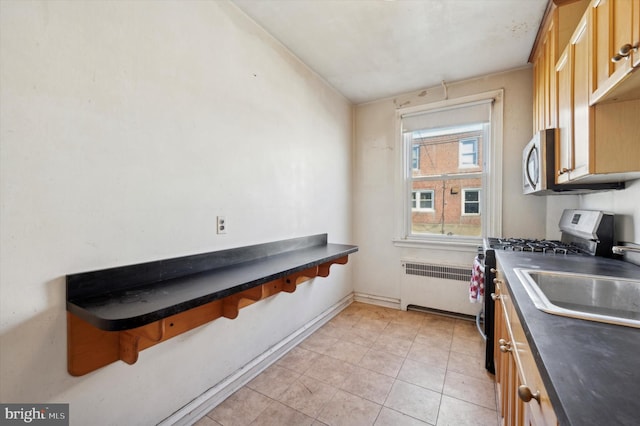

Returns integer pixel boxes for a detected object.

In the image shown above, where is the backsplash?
[579,179,640,248]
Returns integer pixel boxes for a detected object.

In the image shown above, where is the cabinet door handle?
[498,339,512,353]
[518,385,541,404]
[611,43,639,62]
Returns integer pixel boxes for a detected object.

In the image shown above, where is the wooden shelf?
[66,234,357,376]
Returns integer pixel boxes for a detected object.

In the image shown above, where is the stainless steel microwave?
[522,129,624,195]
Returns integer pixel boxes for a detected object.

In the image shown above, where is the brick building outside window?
[410,126,483,236]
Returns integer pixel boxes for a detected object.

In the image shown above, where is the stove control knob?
[493,278,503,285]
[490,268,497,274]
[490,293,500,301]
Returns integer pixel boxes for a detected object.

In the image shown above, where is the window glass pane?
[407,125,484,237]
[465,202,479,214]
[419,192,432,208]
[411,125,483,176]
[459,138,478,167]
[460,142,474,154]
[412,146,420,169]
[463,189,480,214]
[411,188,434,211]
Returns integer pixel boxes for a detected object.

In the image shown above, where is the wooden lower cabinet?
[494,281,525,425]
[493,275,558,426]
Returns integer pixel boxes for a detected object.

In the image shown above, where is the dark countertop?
[67,234,357,331]
[495,251,640,426]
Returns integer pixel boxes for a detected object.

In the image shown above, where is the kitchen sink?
[514,269,640,328]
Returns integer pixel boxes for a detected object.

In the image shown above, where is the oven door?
[483,249,496,374]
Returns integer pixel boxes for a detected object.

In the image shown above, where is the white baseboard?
[158,293,354,426]
[353,292,401,310]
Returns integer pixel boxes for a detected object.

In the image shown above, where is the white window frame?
[412,190,434,211]
[393,90,503,249]
[412,145,420,170]
[462,188,481,216]
[459,138,478,168]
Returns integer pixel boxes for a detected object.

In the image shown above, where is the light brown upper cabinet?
[532,15,557,133]
[590,0,640,104]
[556,13,640,184]
[534,0,640,185]
[531,1,590,134]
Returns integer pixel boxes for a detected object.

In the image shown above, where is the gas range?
[485,209,615,257]
[486,237,586,255]
[478,209,615,375]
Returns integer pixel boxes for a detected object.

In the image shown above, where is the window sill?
[392,237,481,251]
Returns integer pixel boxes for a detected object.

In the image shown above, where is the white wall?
[544,194,580,240]
[352,68,542,302]
[578,179,640,244]
[0,1,353,425]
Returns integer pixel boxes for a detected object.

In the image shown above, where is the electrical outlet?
[216,216,226,234]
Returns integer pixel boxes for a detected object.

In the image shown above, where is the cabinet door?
[497,300,518,425]
[557,15,593,184]
[556,47,573,184]
[495,281,526,426]
[545,19,558,130]
[634,0,640,69]
[533,17,558,134]
[590,0,638,102]
[533,51,545,133]
[493,285,507,419]
[571,16,593,181]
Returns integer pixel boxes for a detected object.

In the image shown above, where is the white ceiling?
[232,0,548,104]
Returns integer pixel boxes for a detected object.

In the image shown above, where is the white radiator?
[400,261,482,316]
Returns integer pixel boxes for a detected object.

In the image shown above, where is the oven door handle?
[476,309,486,341]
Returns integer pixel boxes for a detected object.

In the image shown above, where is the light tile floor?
[195,302,499,426]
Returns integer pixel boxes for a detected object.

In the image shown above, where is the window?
[395,90,503,244]
[459,138,478,167]
[412,190,434,210]
[462,188,480,215]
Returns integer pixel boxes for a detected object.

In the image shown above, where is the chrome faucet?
[612,244,640,255]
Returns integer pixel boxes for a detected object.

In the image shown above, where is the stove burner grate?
[487,238,584,255]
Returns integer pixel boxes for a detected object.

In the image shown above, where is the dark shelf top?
[66,234,358,331]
